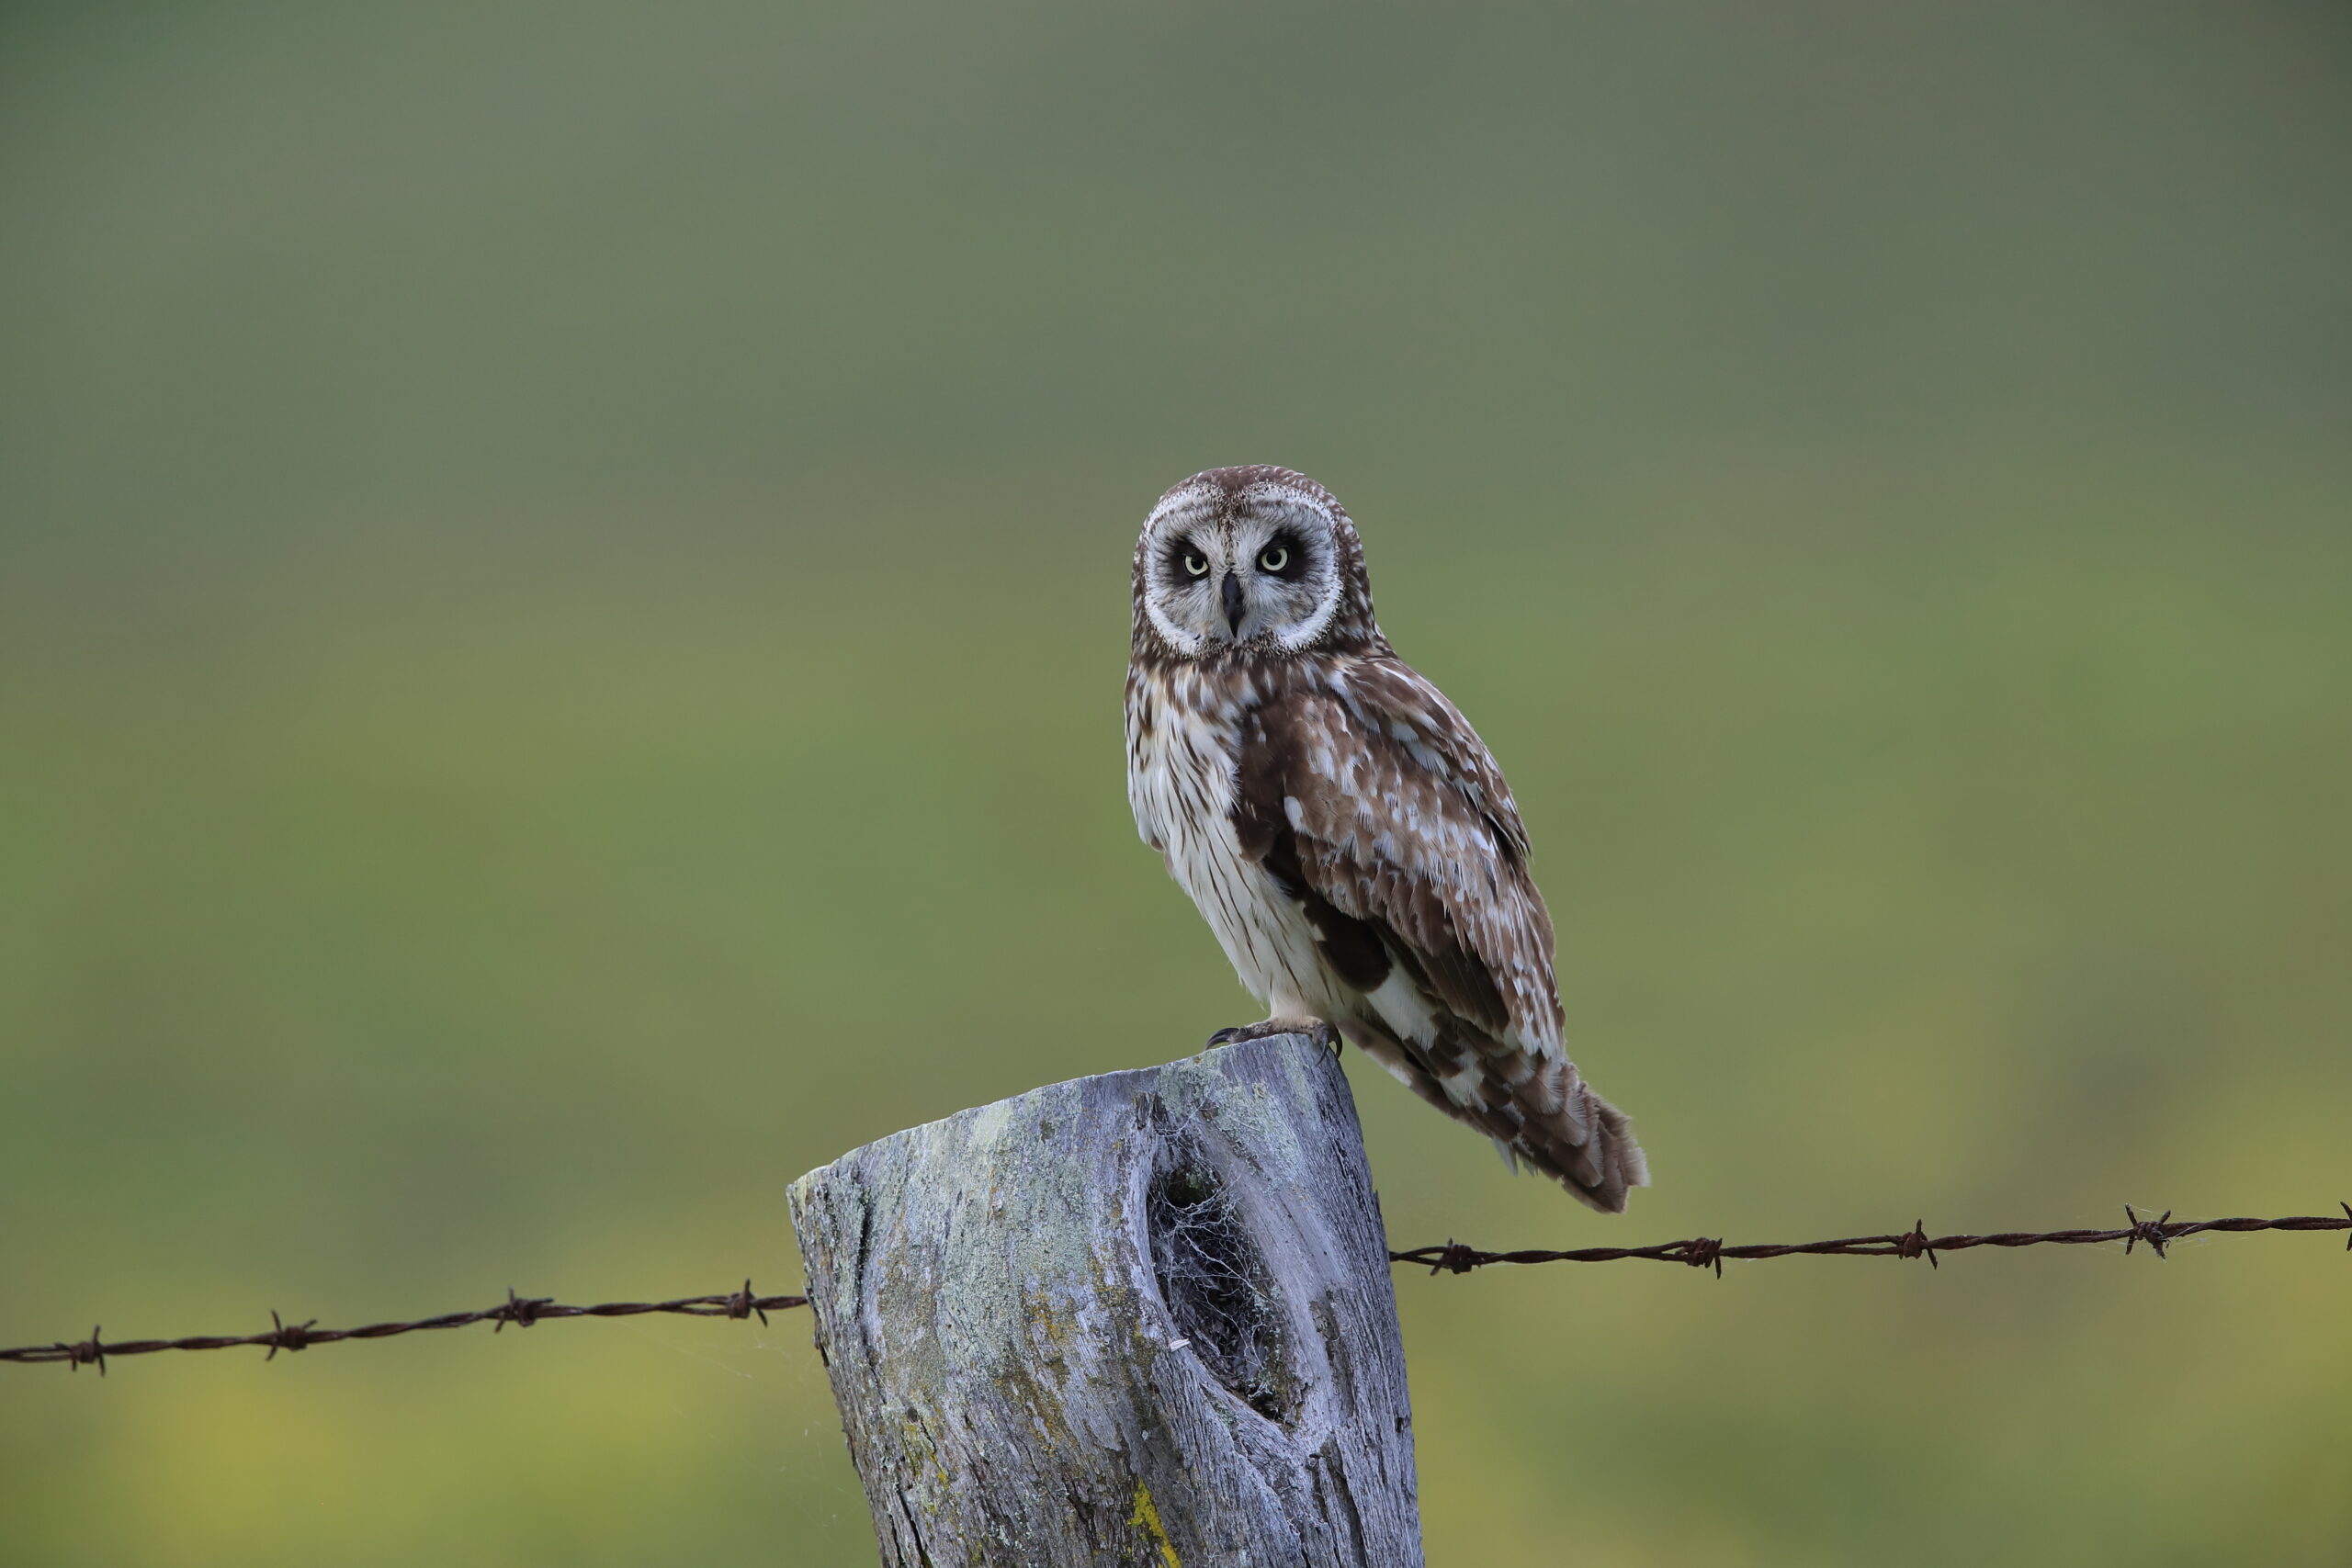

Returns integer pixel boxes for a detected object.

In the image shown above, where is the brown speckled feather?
[1233,657,1645,1210]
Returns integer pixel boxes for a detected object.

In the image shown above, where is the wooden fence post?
[787,1033,1424,1566]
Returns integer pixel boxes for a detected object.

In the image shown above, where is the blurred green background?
[4,4,2348,1563]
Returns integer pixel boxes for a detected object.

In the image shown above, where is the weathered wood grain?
[787,1034,1423,1567]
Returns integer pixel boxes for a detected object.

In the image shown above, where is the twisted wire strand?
[2,1283,805,1372]
[1386,1204,2352,1276]
[7,1205,2345,1371]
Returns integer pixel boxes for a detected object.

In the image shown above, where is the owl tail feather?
[1516,1068,1648,1213]
[1352,1022,1650,1213]
[1443,1035,1647,1213]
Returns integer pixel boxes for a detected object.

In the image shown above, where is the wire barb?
[63,1326,106,1375]
[1422,1240,1481,1277]
[2122,1205,2173,1259]
[264,1311,316,1361]
[725,1280,769,1325]
[492,1289,551,1332]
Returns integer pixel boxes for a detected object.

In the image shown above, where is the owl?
[1125,466,1647,1212]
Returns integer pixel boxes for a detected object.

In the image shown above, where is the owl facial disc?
[1135,469,1353,655]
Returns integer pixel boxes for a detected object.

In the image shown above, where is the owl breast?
[1125,664,1343,1020]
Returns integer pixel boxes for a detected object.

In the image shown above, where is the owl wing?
[1236,656,1558,1053]
[1234,656,1647,1210]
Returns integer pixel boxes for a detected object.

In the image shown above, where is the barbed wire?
[0,1283,806,1373]
[1387,1203,2352,1276]
[7,1204,2344,1372]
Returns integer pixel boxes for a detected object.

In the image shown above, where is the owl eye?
[1257,545,1289,573]
[1181,550,1209,578]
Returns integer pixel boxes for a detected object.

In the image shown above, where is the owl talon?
[1205,1020,1342,1056]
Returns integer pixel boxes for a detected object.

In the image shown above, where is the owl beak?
[1220,571,1245,637]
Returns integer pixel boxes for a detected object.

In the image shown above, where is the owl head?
[1132,466,1384,660]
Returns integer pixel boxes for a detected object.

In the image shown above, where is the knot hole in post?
[1146,1152,1295,1424]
